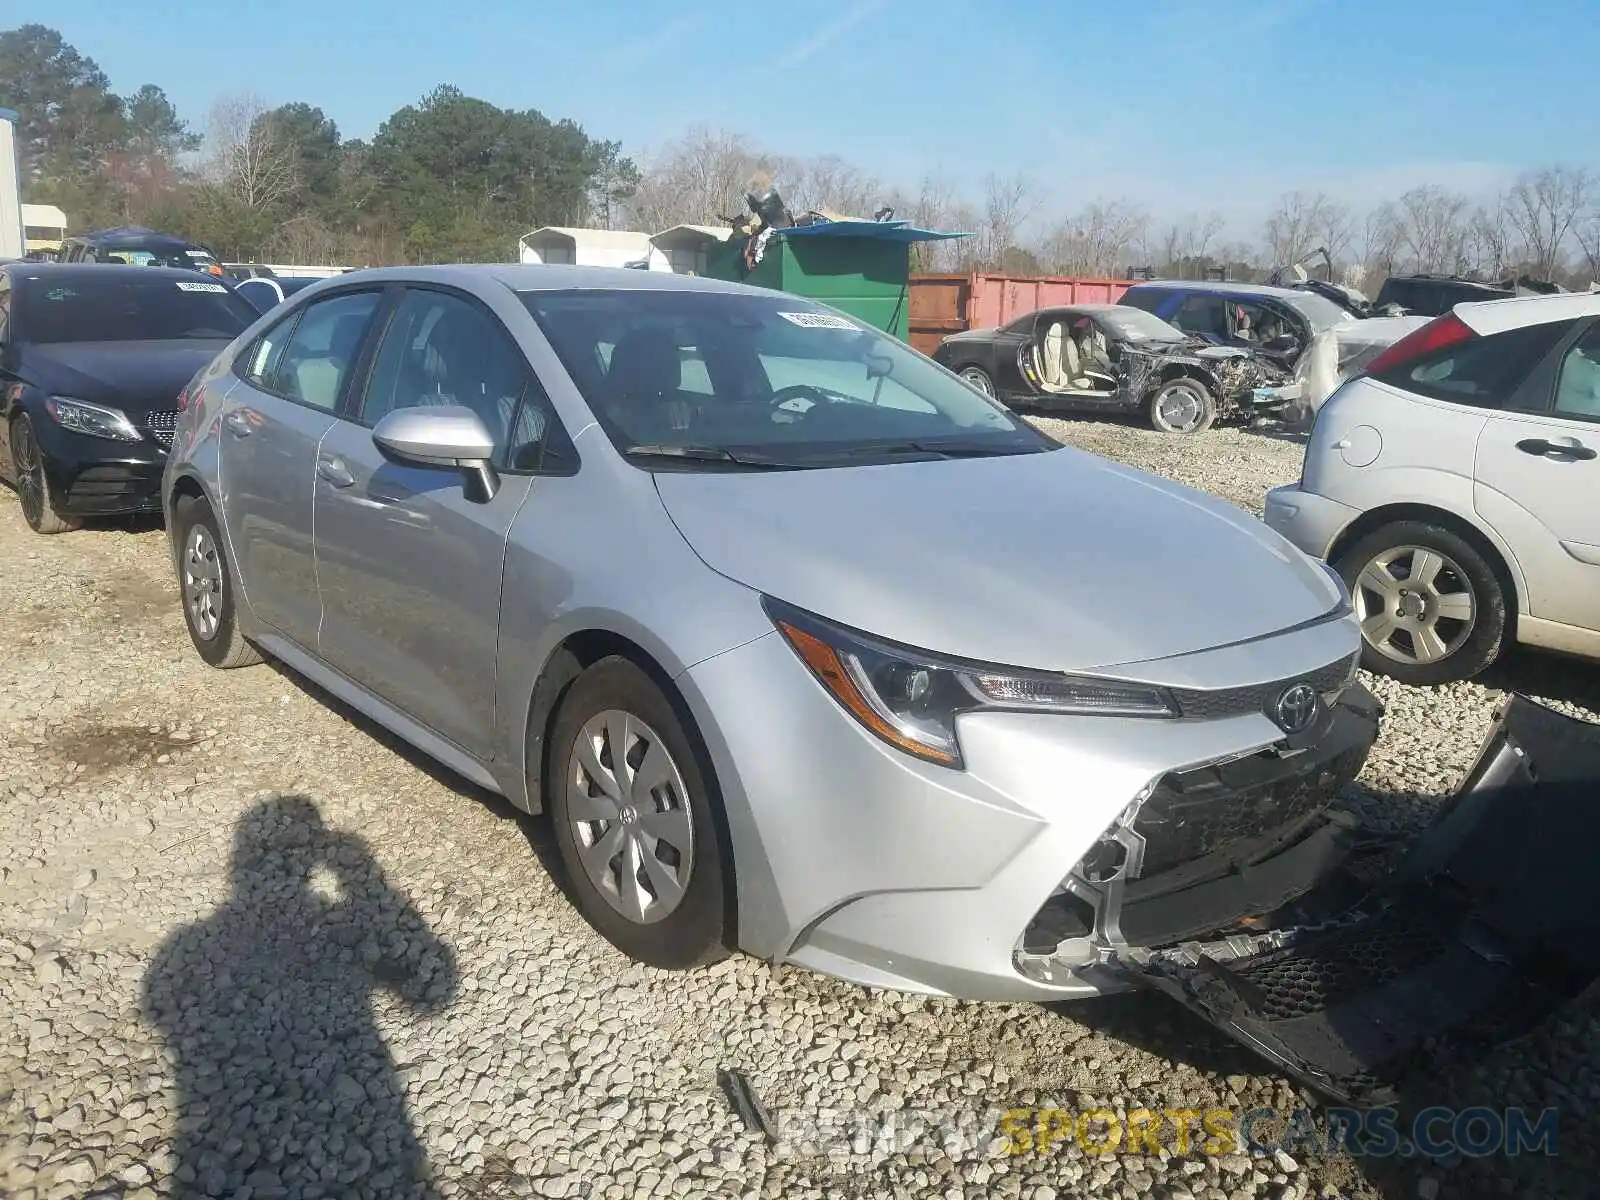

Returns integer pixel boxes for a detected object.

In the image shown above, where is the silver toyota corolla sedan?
[162,265,1380,1002]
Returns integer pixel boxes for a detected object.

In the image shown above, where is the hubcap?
[961,368,994,396]
[183,525,224,641]
[1157,385,1203,432]
[1353,545,1477,666]
[12,422,45,526]
[567,709,694,925]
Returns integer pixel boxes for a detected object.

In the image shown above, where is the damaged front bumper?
[1117,695,1600,1103]
[1017,684,1381,987]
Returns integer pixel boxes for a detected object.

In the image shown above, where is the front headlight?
[764,598,1177,769]
[46,396,142,442]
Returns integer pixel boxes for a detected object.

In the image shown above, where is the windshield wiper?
[621,443,799,469]
[828,440,1038,460]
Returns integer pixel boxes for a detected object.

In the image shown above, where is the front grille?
[1167,653,1358,722]
[1130,737,1369,877]
[143,409,180,448]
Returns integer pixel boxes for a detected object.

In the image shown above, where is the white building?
[517,227,666,271]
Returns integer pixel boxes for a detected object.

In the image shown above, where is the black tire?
[1335,520,1507,686]
[1147,377,1216,434]
[173,495,262,669]
[958,365,996,397]
[8,415,81,534]
[547,656,730,969]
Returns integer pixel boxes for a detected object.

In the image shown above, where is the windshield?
[20,275,258,344]
[1094,307,1186,342]
[1280,290,1355,332]
[520,289,1054,467]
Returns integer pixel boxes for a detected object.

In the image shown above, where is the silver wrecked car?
[161,264,1377,1002]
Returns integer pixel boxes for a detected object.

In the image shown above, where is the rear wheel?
[1335,521,1506,685]
[1147,377,1216,434]
[959,366,996,397]
[547,657,730,969]
[8,415,80,534]
[173,495,261,669]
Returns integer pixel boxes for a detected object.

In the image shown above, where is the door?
[312,286,555,758]
[1474,320,1600,630]
[218,288,385,648]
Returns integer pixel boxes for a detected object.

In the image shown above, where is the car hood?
[20,341,228,413]
[653,446,1342,673]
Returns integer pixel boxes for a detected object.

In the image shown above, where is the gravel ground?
[2,417,1596,1200]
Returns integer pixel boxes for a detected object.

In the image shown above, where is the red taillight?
[1361,312,1476,378]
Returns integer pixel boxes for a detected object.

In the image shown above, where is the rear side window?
[1554,324,1600,422]
[1374,320,1570,409]
[1118,288,1166,315]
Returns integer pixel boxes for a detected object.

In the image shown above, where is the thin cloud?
[605,14,705,72]
[776,0,890,68]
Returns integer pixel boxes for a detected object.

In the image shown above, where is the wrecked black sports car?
[932,304,1289,434]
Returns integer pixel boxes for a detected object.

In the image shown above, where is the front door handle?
[316,455,355,488]
[222,410,253,438]
[1516,437,1597,461]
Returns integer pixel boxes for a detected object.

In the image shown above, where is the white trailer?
[0,109,23,260]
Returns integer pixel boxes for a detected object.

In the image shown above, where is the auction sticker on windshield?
[176,281,228,293]
[778,312,859,330]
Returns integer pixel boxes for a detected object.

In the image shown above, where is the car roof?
[4,262,220,283]
[1455,289,1600,335]
[1126,279,1312,300]
[330,263,774,299]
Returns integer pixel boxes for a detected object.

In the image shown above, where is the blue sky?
[38,0,1600,233]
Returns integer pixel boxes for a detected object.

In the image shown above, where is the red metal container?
[908,272,1136,355]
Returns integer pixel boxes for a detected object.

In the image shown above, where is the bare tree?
[202,94,297,214]
[1506,166,1594,280]
[883,173,978,271]
[1464,196,1515,280]
[775,154,883,219]
[1043,198,1149,276]
[1576,210,1600,285]
[1261,191,1353,271]
[1158,211,1225,277]
[978,172,1039,270]
[624,126,763,232]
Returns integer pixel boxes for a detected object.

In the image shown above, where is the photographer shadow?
[142,795,458,1199]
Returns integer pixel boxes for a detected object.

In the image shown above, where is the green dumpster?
[703,219,969,343]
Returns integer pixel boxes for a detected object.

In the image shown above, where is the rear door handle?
[222,410,253,438]
[1516,437,1597,461]
[316,455,355,488]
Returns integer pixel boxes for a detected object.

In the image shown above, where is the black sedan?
[0,264,259,533]
[932,303,1282,434]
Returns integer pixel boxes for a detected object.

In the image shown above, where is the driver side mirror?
[371,405,500,503]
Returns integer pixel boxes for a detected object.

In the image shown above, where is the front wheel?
[1335,521,1507,685]
[1147,378,1216,434]
[173,495,262,669]
[959,366,996,397]
[547,657,730,969]
[9,415,81,534]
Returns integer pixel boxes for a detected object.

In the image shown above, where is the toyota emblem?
[1274,683,1319,734]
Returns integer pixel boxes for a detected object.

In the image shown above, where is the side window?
[273,291,382,411]
[236,310,300,389]
[1170,294,1228,338]
[0,280,11,342]
[1554,325,1600,422]
[357,288,535,458]
[1378,321,1570,410]
[1118,289,1165,315]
